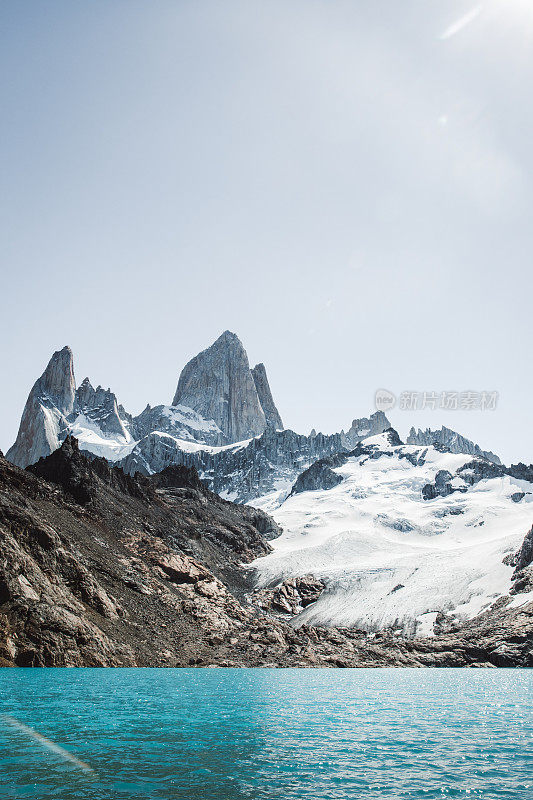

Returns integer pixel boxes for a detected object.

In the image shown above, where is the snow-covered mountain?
[7,332,279,469]
[6,332,533,639]
[7,333,524,512]
[6,335,392,500]
[250,430,533,635]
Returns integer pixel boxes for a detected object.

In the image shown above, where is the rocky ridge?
[341,411,392,449]
[407,425,501,465]
[117,417,391,503]
[131,404,225,447]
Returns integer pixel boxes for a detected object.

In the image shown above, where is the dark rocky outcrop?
[514,525,533,573]
[508,463,533,483]
[291,457,345,495]
[28,436,153,505]
[422,470,459,500]
[420,458,533,500]
[383,427,403,447]
[399,449,427,467]
[151,463,209,493]
[253,576,325,615]
[510,525,533,595]
[458,460,506,484]
[420,455,533,502]
[288,429,403,497]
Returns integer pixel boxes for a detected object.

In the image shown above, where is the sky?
[1,0,532,464]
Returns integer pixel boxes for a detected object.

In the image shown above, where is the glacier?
[250,432,533,635]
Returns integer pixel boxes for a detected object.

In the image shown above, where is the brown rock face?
[253,576,325,615]
[6,347,76,468]
[172,331,268,443]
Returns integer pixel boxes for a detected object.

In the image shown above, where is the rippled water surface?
[0,668,531,799]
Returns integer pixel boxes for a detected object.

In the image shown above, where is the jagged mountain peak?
[172,332,272,443]
[49,344,73,362]
[194,330,244,356]
[38,345,76,414]
[341,410,391,449]
[52,344,73,362]
[8,333,287,467]
[352,410,388,429]
[6,347,76,468]
[73,378,129,442]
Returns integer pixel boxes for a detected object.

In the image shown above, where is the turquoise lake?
[0,668,531,799]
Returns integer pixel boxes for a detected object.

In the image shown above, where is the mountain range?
[3,331,533,656]
[7,332,393,501]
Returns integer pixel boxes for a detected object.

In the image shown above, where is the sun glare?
[493,0,533,23]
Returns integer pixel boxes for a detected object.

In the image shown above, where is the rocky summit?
[172,330,275,442]
[7,346,76,468]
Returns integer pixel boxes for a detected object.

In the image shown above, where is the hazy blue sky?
[1,1,532,463]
